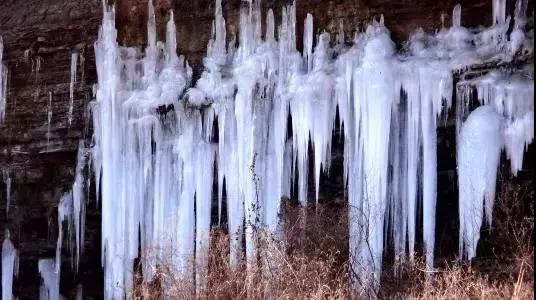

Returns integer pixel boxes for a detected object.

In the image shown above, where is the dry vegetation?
[132,177,533,299]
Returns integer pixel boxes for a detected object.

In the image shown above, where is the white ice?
[0,36,7,124]
[68,53,78,127]
[458,106,503,260]
[3,170,11,215]
[82,0,535,298]
[2,230,19,300]
[38,259,60,300]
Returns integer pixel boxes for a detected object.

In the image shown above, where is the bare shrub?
[132,178,533,299]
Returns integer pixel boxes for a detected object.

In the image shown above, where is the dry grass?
[132,179,533,299]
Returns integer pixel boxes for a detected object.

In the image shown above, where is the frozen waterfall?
[30,0,533,298]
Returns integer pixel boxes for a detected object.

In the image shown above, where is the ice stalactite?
[396,61,452,273]
[72,141,87,271]
[46,92,53,150]
[456,68,533,258]
[56,143,86,273]
[453,0,533,262]
[44,141,88,299]
[470,70,534,176]
[341,19,396,294]
[194,142,216,291]
[3,170,11,215]
[38,259,60,300]
[493,0,507,25]
[196,32,244,272]
[68,53,78,127]
[56,192,72,274]
[232,0,263,270]
[289,24,336,207]
[458,106,504,260]
[2,230,19,300]
[0,36,7,124]
[91,1,217,297]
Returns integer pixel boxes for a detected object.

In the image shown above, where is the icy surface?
[2,231,19,300]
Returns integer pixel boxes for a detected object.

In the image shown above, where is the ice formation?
[91,2,210,297]
[458,106,504,260]
[27,0,532,298]
[38,259,60,300]
[467,69,534,175]
[2,230,19,300]
[46,92,53,150]
[0,36,7,124]
[3,170,11,215]
[41,141,88,298]
[68,53,78,127]
[456,61,533,261]
[62,143,87,267]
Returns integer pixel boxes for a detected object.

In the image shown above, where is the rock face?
[0,0,528,298]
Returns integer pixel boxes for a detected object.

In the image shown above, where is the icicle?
[93,1,194,296]
[266,9,275,43]
[3,170,12,215]
[492,0,507,25]
[0,36,7,124]
[194,142,215,292]
[346,23,396,295]
[38,259,60,300]
[458,106,503,260]
[2,230,19,300]
[47,92,53,150]
[56,192,72,274]
[72,141,87,271]
[83,0,534,296]
[510,0,529,55]
[303,14,314,72]
[68,53,78,127]
[452,4,462,27]
[461,69,534,175]
[166,11,179,66]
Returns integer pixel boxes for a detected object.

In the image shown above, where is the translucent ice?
[0,36,7,124]
[68,53,78,127]
[2,230,19,300]
[458,106,503,260]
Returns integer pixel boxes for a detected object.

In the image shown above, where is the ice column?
[346,22,395,295]
[92,1,195,297]
[47,92,53,149]
[38,259,60,300]
[0,36,7,123]
[3,170,11,215]
[68,52,78,127]
[458,106,503,260]
[72,141,87,271]
[2,231,19,300]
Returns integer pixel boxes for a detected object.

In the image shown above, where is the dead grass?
[132,179,533,299]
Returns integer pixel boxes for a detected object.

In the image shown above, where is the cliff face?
[0,0,520,297]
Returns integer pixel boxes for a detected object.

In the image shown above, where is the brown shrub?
[132,178,533,299]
